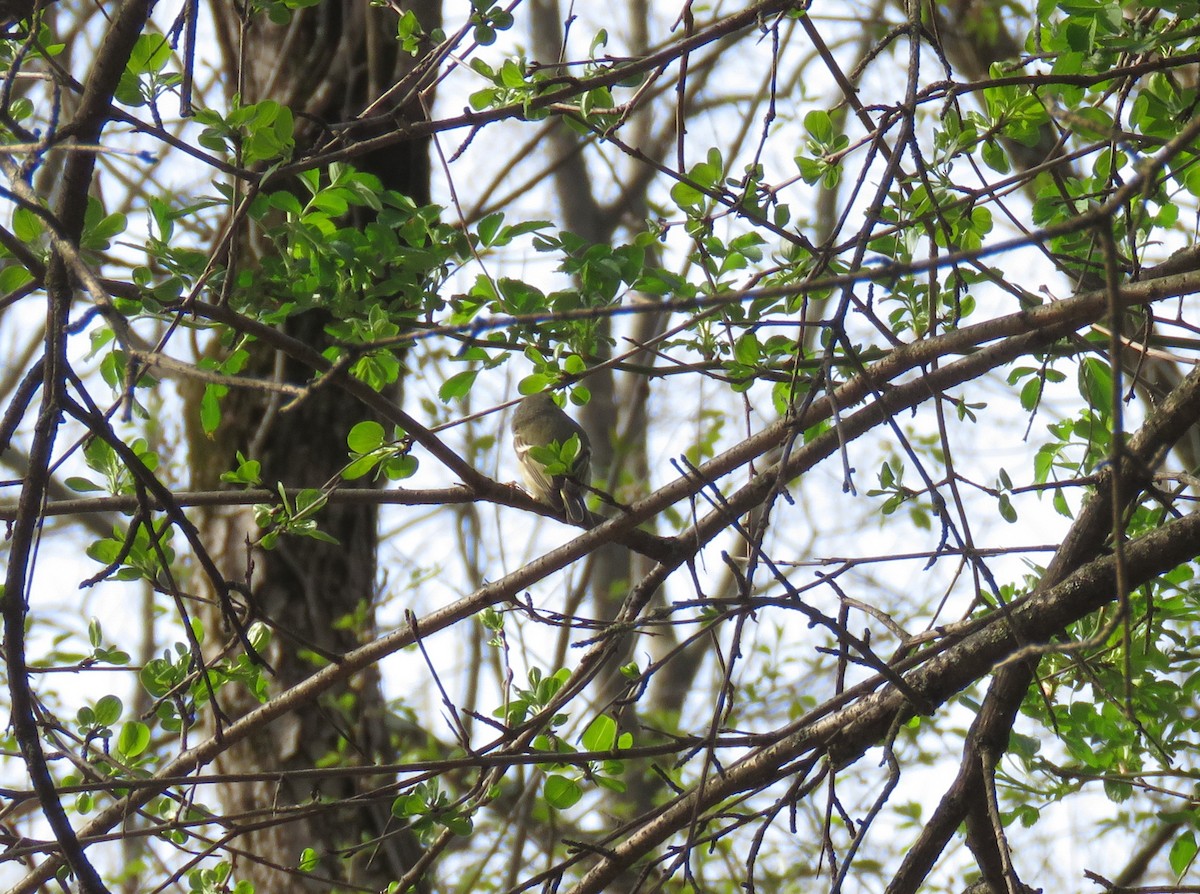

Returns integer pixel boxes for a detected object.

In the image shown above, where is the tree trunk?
[186,1,441,889]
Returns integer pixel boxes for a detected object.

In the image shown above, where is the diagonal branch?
[887,360,1200,894]
[564,504,1200,894]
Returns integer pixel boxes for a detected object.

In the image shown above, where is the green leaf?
[200,384,224,435]
[997,493,1017,523]
[93,695,123,727]
[342,454,381,480]
[0,264,33,292]
[560,433,583,466]
[804,109,833,144]
[595,775,626,793]
[670,179,705,212]
[1052,488,1072,518]
[128,33,171,74]
[733,331,761,366]
[384,455,419,480]
[438,369,479,402]
[1079,357,1114,414]
[117,721,151,758]
[499,60,526,89]
[440,813,474,835]
[469,88,498,110]
[81,196,128,251]
[65,477,103,493]
[581,714,617,752]
[294,488,328,514]
[220,452,262,487]
[543,775,582,809]
[477,211,504,246]
[1170,830,1197,877]
[12,206,42,243]
[1019,377,1042,411]
[518,374,554,395]
[981,138,1009,173]
[396,10,423,53]
[347,420,385,454]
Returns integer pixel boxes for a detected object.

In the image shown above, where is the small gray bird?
[511,392,591,523]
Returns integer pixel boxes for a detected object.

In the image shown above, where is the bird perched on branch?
[511,391,592,524]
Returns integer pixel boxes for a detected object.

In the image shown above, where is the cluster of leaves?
[468,28,630,127]
[141,624,272,732]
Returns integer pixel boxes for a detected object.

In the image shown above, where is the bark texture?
[187,1,441,889]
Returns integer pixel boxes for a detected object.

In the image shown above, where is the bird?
[511,392,592,524]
